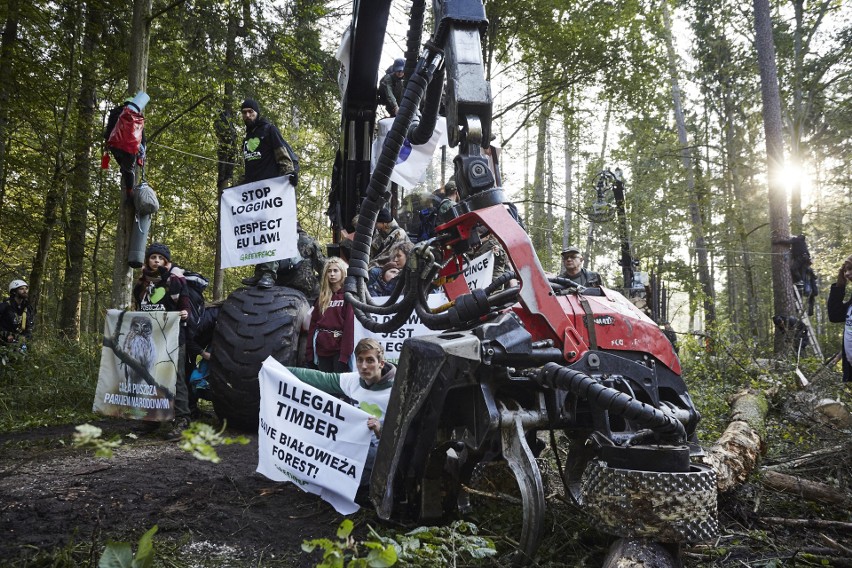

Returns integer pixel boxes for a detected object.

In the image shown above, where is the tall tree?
[0,0,20,232]
[110,0,152,310]
[59,0,102,338]
[752,0,796,352]
[661,0,715,326]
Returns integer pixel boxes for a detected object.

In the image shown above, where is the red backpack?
[107,106,144,155]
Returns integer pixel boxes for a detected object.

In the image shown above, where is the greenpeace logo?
[593,316,615,326]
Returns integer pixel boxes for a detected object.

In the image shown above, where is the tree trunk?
[752,0,796,353]
[698,390,767,492]
[60,0,101,339]
[562,98,574,253]
[110,0,152,309]
[213,7,244,301]
[661,0,715,327]
[0,0,20,235]
[531,100,550,255]
[29,1,79,316]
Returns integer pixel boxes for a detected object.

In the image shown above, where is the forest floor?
[0,377,851,567]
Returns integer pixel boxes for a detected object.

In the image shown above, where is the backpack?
[107,105,145,155]
[182,270,209,324]
[133,181,160,215]
[416,207,438,242]
[282,139,300,175]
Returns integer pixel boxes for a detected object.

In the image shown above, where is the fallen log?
[697,390,767,492]
[760,470,852,506]
[758,516,852,532]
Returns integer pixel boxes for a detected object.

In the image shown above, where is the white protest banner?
[355,250,494,362]
[257,357,372,515]
[371,117,448,190]
[94,310,180,422]
[220,175,299,269]
[462,249,496,291]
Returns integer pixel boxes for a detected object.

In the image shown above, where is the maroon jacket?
[305,288,355,365]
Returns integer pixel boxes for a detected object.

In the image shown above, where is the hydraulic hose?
[344,53,443,332]
[536,362,687,443]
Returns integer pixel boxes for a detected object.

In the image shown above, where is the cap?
[145,242,171,262]
[392,58,405,73]
[561,246,582,256]
[8,279,27,293]
[240,98,260,114]
[376,208,392,223]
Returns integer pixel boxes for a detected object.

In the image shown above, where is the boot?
[257,271,276,289]
[166,417,191,441]
[241,267,263,286]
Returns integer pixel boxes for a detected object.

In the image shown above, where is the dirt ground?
[1,394,850,567]
[0,419,348,567]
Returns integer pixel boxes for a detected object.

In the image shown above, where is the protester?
[237,98,299,289]
[305,257,355,372]
[377,58,405,117]
[558,246,603,287]
[287,338,395,486]
[0,280,34,349]
[132,242,194,437]
[368,263,400,297]
[827,253,852,383]
[186,303,221,402]
[468,227,517,289]
[104,97,146,204]
[370,208,411,268]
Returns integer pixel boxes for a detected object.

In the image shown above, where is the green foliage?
[72,423,123,458]
[0,334,101,433]
[302,519,398,568]
[176,421,250,463]
[99,525,158,568]
[382,521,497,566]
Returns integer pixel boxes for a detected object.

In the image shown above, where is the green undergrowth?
[0,333,102,433]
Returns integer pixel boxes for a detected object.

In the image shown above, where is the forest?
[0,0,851,566]
[0,0,849,347]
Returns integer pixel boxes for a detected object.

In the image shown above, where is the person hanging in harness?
[0,280,34,351]
[236,98,300,289]
[104,97,146,204]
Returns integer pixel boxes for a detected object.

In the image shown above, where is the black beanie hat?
[377,208,392,223]
[240,99,260,114]
[146,242,171,262]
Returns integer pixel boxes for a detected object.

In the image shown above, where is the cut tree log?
[760,470,852,505]
[697,390,767,492]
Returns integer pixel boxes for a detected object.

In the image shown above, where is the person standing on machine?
[237,98,299,289]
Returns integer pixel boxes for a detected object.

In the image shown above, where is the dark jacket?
[827,283,852,383]
[557,267,603,287]
[241,117,295,184]
[378,72,404,113]
[0,297,34,343]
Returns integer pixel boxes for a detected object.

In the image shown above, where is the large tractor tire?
[208,286,309,431]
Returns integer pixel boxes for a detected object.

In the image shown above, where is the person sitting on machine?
[558,246,603,287]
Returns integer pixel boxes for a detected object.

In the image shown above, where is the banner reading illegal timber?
[219,175,299,269]
[257,357,372,515]
[94,310,180,422]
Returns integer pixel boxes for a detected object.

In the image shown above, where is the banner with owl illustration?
[219,175,299,269]
[94,309,181,421]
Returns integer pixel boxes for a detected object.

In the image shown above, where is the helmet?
[9,279,27,292]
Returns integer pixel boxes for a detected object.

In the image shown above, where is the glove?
[289,172,298,187]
